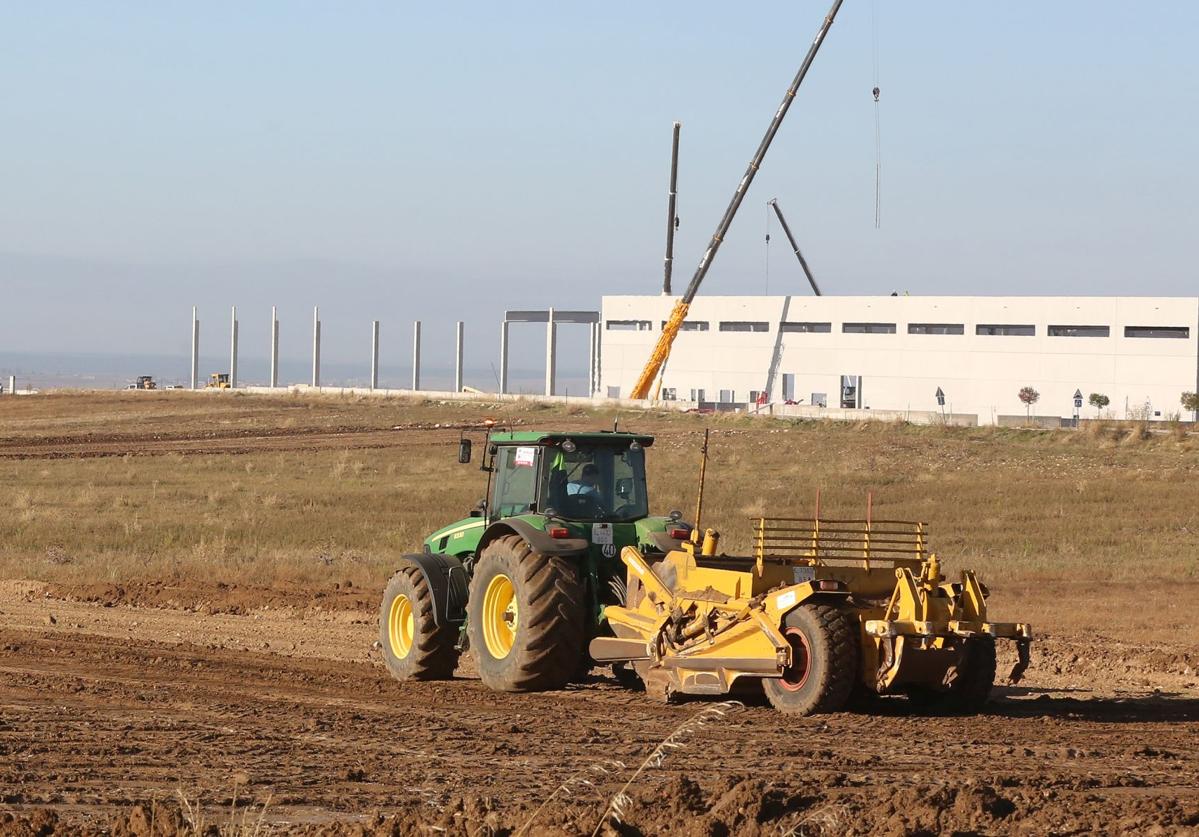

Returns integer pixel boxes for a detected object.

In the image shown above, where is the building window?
[976,324,1035,336]
[748,390,763,404]
[780,321,832,333]
[606,386,621,398]
[606,320,652,331]
[1124,326,1190,339]
[1047,325,1110,337]
[908,323,964,335]
[689,388,706,402]
[811,392,827,408]
[718,321,769,332]
[661,387,676,401]
[718,389,735,403]
[842,322,896,334]
[662,320,709,331]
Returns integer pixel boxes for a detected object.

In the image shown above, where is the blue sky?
[2,2,1196,381]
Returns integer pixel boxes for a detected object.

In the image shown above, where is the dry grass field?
[1,391,1195,633]
[1,391,1196,834]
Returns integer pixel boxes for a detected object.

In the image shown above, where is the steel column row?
[190,306,601,395]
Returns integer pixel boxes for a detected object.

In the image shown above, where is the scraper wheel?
[762,603,859,715]
[906,635,997,714]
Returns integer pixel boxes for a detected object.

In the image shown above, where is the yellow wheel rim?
[482,573,518,659]
[388,593,415,659]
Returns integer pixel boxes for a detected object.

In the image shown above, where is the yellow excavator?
[206,373,231,389]
[631,0,843,399]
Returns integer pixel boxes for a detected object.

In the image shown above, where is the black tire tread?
[468,535,585,692]
[379,566,460,681]
[951,635,998,712]
[762,603,860,715]
[906,635,997,714]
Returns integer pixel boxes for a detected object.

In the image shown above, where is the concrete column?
[7,375,14,395]
[370,320,380,390]
[545,308,557,397]
[499,320,510,394]
[312,306,321,388]
[454,321,464,392]
[411,320,422,390]
[190,306,199,390]
[587,322,597,396]
[229,306,239,389]
[594,320,602,397]
[270,306,279,388]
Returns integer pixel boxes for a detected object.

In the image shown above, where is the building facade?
[599,295,1199,424]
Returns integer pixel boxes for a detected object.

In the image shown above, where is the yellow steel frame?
[601,515,1033,699]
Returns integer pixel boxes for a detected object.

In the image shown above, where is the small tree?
[1018,386,1040,422]
[1088,392,1110,418]
[1182,391,1199,422]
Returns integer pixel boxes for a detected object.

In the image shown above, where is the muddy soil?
[1,583,1196,835]
[2,407,1197,833]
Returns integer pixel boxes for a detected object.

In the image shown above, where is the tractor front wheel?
[467,535,585,692]
[762,603,860,715]
[379,566,460,681]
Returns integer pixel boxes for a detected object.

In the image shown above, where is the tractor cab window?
[542,443,649,522]
[492,445,539,518]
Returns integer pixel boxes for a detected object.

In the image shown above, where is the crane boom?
[662,121,681,295]
[769,198,822,296]
[630,0,844,399]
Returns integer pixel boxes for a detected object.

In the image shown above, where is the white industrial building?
[599,295,1199,425]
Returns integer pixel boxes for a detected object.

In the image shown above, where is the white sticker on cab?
[514,446,536,467]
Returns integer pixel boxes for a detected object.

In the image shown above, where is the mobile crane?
[630,0,843,399]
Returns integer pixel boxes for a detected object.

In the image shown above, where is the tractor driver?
[567,463,601,500]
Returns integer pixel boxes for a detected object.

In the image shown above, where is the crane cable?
[764,201,772,295]
[871,0,882,229]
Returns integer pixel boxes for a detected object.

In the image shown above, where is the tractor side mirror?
[458,438,472,464]
[469,498,486,518]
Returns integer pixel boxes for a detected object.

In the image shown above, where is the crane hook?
[872,86,880,103]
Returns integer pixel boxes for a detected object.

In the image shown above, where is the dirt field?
[1,392,1197,834]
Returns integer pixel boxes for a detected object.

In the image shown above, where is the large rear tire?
[379,566,460,681]
[906,636,997,714]
[762,603,859,715]
[467,535,585,692]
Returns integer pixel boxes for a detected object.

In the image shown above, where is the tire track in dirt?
[1,593,1197,833]
[0,428,464,460]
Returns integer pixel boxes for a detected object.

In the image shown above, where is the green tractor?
[378,428,692,692]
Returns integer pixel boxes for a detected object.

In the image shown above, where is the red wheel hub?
[780,627,812,691]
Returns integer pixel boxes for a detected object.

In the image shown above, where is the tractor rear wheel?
[907,636,997,714]
[762,603,859,715]
[379,566,460,681]
[467,535,585,692]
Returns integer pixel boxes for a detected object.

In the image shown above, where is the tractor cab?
[420,429,687,581]
[487,433,652,523]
